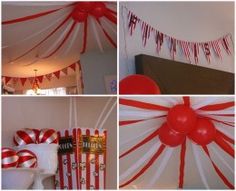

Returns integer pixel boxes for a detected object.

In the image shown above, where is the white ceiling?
[2,1,117,77]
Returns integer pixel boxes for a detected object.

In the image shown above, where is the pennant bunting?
[45,73,52,81]
[2,61,81,87]
[202,43,211,63]
[54,71,61,79]
[20,78,27,86]
[61,68,68,75]
[69,63,76,71]
[37,75,44,83]
[28,77,35,84]
[5,77,12,84]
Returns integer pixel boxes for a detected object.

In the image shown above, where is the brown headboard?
[135,54,234,94]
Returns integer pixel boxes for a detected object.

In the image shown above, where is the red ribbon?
[183,96,190,106]
[214,131,234,158]
[120,144,166,188]
[41,21,77,59]
[2,4,73,25]
[104,11,117,24]
[199,101,234,111]
[10,13,72,62]
[80,18,88,54]
[120,128,160,159]
[119,115,166,126]
[216,130,234,144]
[178,139,186,188]
[202,146,234,189]
[96,18,117,48]
[120,98,170,111]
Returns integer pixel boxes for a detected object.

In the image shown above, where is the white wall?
[119,2,234,80]
[81,49,117,94]
[2,97,117,189]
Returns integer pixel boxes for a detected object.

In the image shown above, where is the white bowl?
[16,143,59,174]
[2,168,38,189]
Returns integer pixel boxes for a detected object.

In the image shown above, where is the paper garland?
[119,97,234,189]
[2,61,83,87]
[126,7,233,64]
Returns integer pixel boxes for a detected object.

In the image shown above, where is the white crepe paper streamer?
[73,97,78,127]
[69,97,73,129]
[3,14,67,49]
[101,17,117,34]
[120,127,155,148]
[192,97,220,110]
[39,20,74,58]
[191,143,210,189]
[197,109,234,116]
[202,115,234,123]
[120,110,167,121]
[98,100,117,129]
[214,126,234,140]
[3,2,71,6]
[91,18,104,53]
[147,148,174,188]
[62,23,81,55]
[120,141,161,182]
[94,97,112,129]
[208,144,234,174]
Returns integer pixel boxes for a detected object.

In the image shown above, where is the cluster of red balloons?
[72,2,107,23]
[159,104,216,147]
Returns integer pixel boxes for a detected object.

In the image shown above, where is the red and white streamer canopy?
[119,97,234,189]
[2,2,117,78]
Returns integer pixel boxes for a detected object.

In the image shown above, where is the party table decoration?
[119,97,234,189]
[13,128,59,146]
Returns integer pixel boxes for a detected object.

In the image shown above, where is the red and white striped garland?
[2,61,81,86]
[126,8,233,64]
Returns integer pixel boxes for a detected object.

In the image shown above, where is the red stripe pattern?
[16,149,37,168]
[55,128,106,189]
[2,148,19,168]
[38,128,59,144]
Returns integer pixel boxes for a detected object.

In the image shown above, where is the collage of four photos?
[1,1,235,190]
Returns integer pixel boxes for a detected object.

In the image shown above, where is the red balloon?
[74,2,95,12]
[91,2,106,18]
[188,118,216,145]
[167,104,197,134]
[119,74,161,94]
[159,123,186,147]
[71,10,88,23]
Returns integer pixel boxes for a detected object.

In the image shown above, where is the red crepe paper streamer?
[178,139,186,188]
[41,21,77,59]
[80,18,88,54]
[120,98,170,111]
[2,4,73,25]
[202,146,234,189]
[120,144,166,188]
[96,18,117,48]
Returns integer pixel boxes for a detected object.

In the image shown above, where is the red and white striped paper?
[55,128,106,190]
